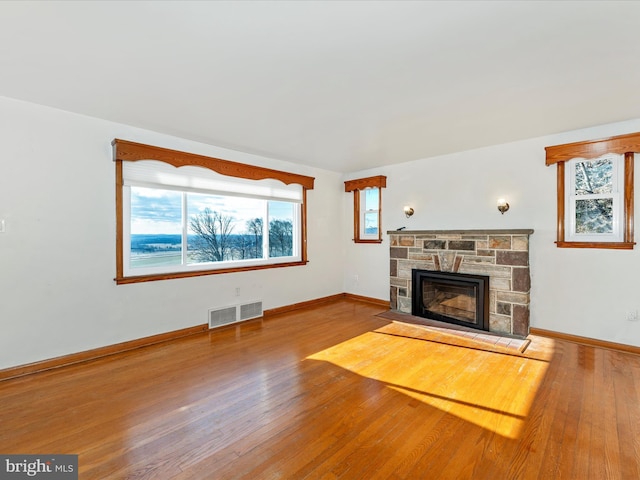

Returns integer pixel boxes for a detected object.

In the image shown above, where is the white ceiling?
[1,1,640,173]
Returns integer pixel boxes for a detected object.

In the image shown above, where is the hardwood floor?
[1,299,639,479]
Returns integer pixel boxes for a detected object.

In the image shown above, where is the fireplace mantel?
[387,229,535,236]
[387,229,534,337]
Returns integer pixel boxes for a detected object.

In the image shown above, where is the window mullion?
[263,201,270,259]
[182,192,188,266]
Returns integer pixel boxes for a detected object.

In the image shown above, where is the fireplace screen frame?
[411,269,490,331]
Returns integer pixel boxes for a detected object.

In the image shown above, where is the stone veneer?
[388,229,533,337]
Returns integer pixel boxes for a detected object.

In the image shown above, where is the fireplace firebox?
[411,269,490,331]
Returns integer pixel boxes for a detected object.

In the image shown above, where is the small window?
[113,140,314,283]
[344,175,386,243]
[545,132,637,250]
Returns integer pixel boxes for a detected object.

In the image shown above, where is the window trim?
[545,132,637,249]
[113,139,315,284]
[344,175,386,244]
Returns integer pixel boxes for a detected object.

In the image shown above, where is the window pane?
[230,197,265,261]
[575,159,613,195]
[269,201,294,258]
[575,198,613,234]
[187,193,265,263]
[364,211,379,235]
[130,187,182,268]
[364,188,379,210]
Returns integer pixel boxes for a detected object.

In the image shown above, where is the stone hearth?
[388,229,533,337]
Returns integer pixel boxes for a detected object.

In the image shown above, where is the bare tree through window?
[189,208,235,262]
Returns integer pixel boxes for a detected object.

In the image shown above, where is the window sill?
[353,239,383,244]
[555,241,635,250]
[115,260,309,285]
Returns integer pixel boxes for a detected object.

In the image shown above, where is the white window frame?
[359,187,381,241]
[565,154,624,243]
[123,183,302,276]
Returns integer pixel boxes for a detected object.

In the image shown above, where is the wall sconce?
[497,198,510,215]
[403,206,414,218]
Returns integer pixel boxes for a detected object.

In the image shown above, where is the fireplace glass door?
[422,281,477,323]
[411,269,489,331]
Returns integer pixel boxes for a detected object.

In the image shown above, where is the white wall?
[3,94,639,371]
[343,119,640,347]
[0,96,345,370]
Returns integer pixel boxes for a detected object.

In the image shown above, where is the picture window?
[113,140,314,283]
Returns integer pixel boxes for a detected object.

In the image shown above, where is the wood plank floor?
[1,299,639,479]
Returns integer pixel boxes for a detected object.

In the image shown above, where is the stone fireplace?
[388,229,533,337]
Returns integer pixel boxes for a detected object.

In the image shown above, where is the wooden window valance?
[545,132,640,166]
[344,175,387,192]
[113,139,315,190]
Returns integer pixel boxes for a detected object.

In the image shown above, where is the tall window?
[545,132,637,249]
[113,140,314,284]
[344,175,386,243]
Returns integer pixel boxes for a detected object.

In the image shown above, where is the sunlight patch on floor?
[307,330,550,439]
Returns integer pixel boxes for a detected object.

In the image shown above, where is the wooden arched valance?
[545,131,640,165]
[112,139,315,189]
[344,175,387,192]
